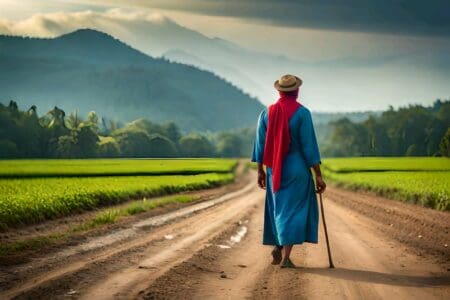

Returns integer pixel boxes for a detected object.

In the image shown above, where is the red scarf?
[263,90,301,192]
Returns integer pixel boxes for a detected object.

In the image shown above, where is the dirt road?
[1,171,449,299]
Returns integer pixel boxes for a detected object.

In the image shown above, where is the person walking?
[251,74,326,268]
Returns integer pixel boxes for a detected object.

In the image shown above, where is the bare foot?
[271,247,282,265]
[280,258,296,268]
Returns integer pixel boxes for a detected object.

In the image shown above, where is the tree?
[325,101,450,157]
[56,124,99,158]
[439,128,450,157]
[437,101,450,124]
[41,106,69,157]
[19,106,44,157]
[86,111,99,133]
[56,134,78,158]
[232,127,255,157]
[216,132,242,157]
[179,134,215,157]
[131,118,164,136]
[0,140,18,158]
[0,102,43,157]
[7,100,19,117]
[114,128,152,157]
[98,136,120,157]
[405,144,419,156]
[162,122,182,147]
[65,111,82,130]
[148,133,178,157]
[47,106,67,129]
[363,116,390,156]
[329,118,369,156]
[76,124,99,157]
[425,118,447,156]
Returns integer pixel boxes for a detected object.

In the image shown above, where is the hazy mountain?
[1,11,447,111]
[0,29,264,132]
[162,48,263,99]
[163,49,206,66]
[312,111,381,125]
[110,16,449,111]
[91,15,304,102]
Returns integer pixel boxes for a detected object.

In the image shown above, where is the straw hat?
[274,74,302,92]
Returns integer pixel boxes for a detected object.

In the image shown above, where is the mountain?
[163,49,206,67]
[0,29,264,131]
[105,15,449,111]
[1,11,448,111]
[0,29,152,65]
[162,48,264,99]
[47,15,301,102]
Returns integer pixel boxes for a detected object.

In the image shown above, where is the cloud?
[105,0,450,37]
[0,8,171,38]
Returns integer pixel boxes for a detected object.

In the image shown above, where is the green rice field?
[0,158,237,178]
[0,159,237,229]
[323,157,450,173]
[322,157,450,211]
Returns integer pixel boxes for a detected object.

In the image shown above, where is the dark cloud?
[133,0,450,36]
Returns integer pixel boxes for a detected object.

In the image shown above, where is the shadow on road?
[298,267,450,287]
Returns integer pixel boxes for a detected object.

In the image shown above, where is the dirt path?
[1,175,449,299]
[141,187,449,300]
[252,197,449,300]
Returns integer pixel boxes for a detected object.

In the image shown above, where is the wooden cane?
[319,193,335,268]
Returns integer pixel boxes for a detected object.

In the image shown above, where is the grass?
[72,194,199,232]
[322,157,450,173]
[0,158,237,178]
[0,194,199,257]
[90,209,121,226]
[323,157,450,211]
[0,173,234,229]
[0,233,65,258]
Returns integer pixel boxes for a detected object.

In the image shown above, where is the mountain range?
[84,14,448,111]
[0,29,264,132]
[0,11,448,112]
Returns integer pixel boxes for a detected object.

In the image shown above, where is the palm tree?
[66,110,82,130]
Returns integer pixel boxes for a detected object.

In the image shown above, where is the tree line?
[1,99,448,159]
[0,101,253,159]
[320,100,449,157]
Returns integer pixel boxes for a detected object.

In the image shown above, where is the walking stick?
[319,193,335,268]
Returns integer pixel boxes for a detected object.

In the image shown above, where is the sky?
[0,0,449,111]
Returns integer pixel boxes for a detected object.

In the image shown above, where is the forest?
[0,99,448,159]
[0,101,253,159]
[319,99,449,157]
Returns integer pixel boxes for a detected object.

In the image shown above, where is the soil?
[0,168,449,300]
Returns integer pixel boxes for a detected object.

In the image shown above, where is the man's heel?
[271,247,282,265]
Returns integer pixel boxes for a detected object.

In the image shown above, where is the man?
[251,74,326,268]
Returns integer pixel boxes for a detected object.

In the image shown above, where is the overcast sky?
[0,0,449,111]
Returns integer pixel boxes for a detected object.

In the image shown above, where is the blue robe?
[251,106,321,246]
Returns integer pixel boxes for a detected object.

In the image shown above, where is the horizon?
[0,1,449,112]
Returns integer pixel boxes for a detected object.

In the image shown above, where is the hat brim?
[274,76,302,92]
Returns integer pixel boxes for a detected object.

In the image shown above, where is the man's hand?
[315,175,326,194]
[257,168,266,189]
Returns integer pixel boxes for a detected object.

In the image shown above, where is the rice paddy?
[322,157,450,211]
[0,159,237,229]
